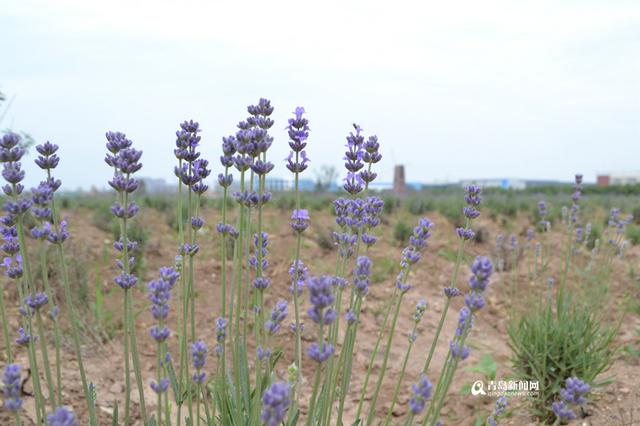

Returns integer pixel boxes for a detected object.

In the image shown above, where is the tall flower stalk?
[284,106,310,405]
[31,141,64,406]
[105,131,147,423]
[216,133,236,404]
[1,132,47,422]
[247,100,275,421]
[306,275,337,423]
[363,218,434,425]
[422,256,494,425]
[321,126,382,426]
[173,120,211,422]
[32,135,99,425]
[383,298,428,424]
[421,184,482,377]
[148,266,179,424]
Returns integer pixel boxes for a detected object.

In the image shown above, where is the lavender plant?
[105,131,147,422]
[508,174,619,422]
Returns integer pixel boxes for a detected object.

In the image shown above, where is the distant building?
[393,165,407,195]
[460,178,526,190]
[263,177,317,192]
[597,173,640,186]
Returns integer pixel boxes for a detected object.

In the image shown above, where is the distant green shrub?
[393,220,412,246]
[407,197,434,216]
[315,230,334,252]
[382,195,397,215]
[508,300,617,422]
[626,224,640,245]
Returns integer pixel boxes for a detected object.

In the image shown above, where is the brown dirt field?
[1,204,639,425]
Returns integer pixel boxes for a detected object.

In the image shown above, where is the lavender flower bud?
[413,298,427,322]
[47,406,79,426]
[265,300,288,335]
[2,364,22,411]
[449,340,470,360]
[261,381,291,426]
[308,341,334,363]
[408,374,433,415]
[353,256,372,296]
[114,273,137,290]
[307,276,336,325]
[444,286,461,299]
[290,209,310,233]
[191,340,207,384]
[552,400,576,420]
[150,379,169,394]
[456,227,475,241]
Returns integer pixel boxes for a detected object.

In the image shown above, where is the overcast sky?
[2,0,639,190]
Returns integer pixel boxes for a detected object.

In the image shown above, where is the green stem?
[336,296,363,424]
[123,289,131,424]
[384,323,418,425]
[15,211,46,422]
[365,293,404,426]
[156,340,162,425]
[422,222,469,376]
[306,324,324,426]
[35,310,56,411]
[233,170,246,420]
[354,291,397,420]
[0,289,13,362]
[128,292,147,420]
[422,298,450,374]
[39,245,63,405]
[56,245,98,425]
[48,165,97,425]
[291,160,303,407]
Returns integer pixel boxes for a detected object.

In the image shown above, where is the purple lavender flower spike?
[215,317,228,355]
[457,185,482,239]
[257,346,271,361]
[16,327,34,346]
[413,298,427,322]
[354,256,372,296]
[114,272,137,290]
[560,377,590,405]
[552,400,576,420]
[444,286,461,299]
[408,374,433,415]
[456,227,475,241]
[47,406,79,426]
[2,254,23,279]
[265,300,288,335]
[308,341,334,362]
[552,377,589,421]
[191,340,208,384]
[345,309,357,324]
[25,292,49,310]
[285,107,310,174]
[150,379,169,394]
[2,363,22,411]
[290,209,310,233]
[289,259,308,296]
[449,340,470,360]
[261,381,291,426]
[307,276,336,325]
[465,256,493,312]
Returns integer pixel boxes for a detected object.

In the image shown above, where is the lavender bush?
[0,101,626,426]
[507,174,621,423]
